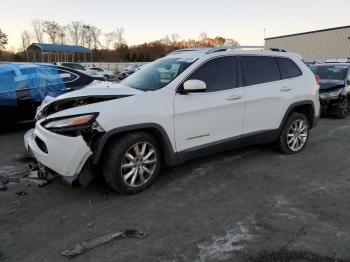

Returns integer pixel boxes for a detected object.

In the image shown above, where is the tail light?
[315,75,321,86]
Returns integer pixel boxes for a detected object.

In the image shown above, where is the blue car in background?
[0,63,104,124]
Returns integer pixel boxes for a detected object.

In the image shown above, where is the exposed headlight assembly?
[319,89,342,99]
[43,113,100,134]
[35,105,46,121]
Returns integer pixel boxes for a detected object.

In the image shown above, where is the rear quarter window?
[241,56,280,86]
[276,57,302,79]
[58,70,79,83]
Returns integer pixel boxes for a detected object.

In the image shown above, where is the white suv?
[24,47,320,194]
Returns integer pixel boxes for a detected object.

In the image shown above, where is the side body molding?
[92,100,317,167]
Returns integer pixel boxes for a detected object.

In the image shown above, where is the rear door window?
[61,63,72,68]
[241,56,280,86]
[36,67,64,86]
[58,70,79,83]
[276,57,302,79]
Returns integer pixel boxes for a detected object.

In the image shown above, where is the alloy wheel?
[339,98,349,116]
[121,142,157,187]
[287,119,308,152]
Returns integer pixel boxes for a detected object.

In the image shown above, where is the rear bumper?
[313,113,320,128]
[311,102,321,128]
[24,122,92,178]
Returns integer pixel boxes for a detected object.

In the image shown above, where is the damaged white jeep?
[24,47,320,194]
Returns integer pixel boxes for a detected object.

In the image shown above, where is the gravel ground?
[0,118,350,262]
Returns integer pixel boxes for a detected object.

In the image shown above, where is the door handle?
[226,95,243,101]
[280,87,292,92]
[19,96,31,101]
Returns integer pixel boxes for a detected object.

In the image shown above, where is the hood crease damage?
[37,95,133,119]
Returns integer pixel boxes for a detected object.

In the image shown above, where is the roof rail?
[324,58,350,63]
[168,48,208,55]
[206,45,287,54]
[167,46,287,56]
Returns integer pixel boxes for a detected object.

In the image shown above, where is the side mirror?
[346,78,350,86]
[182,80,206,93]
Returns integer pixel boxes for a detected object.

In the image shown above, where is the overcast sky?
[1,0,349,50]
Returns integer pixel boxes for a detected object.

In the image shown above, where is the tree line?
[0,20,239,62]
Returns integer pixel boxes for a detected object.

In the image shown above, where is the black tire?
[335,97,349,119]
[276,112,310,154]
[104,75,110,81]
[103,132,162,194]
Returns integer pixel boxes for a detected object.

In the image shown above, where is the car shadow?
[0,122,34,135]
[79,144,274,198]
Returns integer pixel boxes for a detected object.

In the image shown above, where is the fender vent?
[35,136,48,154]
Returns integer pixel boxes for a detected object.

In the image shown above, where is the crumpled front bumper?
[319,97,344,114]
[24,121,93,178]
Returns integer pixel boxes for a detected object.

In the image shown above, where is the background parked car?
[54,62,98,76]
[310,63,350,118]
[304,60,316,66]
[0,63,105,124]
[89,67,115,80]
[117,64,143,80]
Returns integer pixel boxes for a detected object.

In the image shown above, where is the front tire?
[103,132,161,194]
[335,97,349,119]
[276,112,310,154]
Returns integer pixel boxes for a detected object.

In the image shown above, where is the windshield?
[310,65,348,80]
[121,58,196,91]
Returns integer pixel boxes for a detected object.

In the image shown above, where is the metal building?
[265,26,350,62]
[26,43,92,63]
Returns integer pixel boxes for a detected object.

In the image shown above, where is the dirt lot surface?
[1,118,350,262]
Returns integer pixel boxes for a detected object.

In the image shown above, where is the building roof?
[27,43,91,53]
[265,25,350,40]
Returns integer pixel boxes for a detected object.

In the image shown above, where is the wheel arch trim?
[92,123,177,166]
[279,100,317,130]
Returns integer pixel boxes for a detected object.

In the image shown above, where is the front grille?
[35,136,48,154]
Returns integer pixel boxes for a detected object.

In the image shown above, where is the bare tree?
[81,24,93,48]
[224,38,240,47]
[213,36,225,47]
[199,32,208,41]
[114,27,125,48]
[161,35,171,46]
[43,20,62,44]
[31,18,44,43]
[103,31,117,49]
[0,28,8,49]
[170,33,180,47]
[66,21,82,45]
[89,26,102,49]
[21,30,31,50]
[198,32,212,46]
[58,26,66,45]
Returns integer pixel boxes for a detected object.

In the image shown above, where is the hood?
[36,83,143,120]
[319,79,345,91]
[58,83,143,99]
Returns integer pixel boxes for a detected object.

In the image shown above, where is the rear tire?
[276,112,310,154]
[103,132,161,194]
[335,97,349,119]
